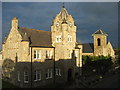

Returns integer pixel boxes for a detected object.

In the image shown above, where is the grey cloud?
[2,2,118,49]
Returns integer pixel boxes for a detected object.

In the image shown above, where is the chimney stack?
[12,17,18,29]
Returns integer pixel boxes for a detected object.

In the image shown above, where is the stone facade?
[82,30,115,58]
[2,5,115,88]
[2,6,82,88]
[92,30,115,57]
[0,51,2,66]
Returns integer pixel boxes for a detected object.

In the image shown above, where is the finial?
[62,2,65,8]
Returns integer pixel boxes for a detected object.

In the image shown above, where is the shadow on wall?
[2,51,81,88]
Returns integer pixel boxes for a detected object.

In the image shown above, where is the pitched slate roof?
[18,27,52,47]
[92,29,108,36]
[82,43,94,53]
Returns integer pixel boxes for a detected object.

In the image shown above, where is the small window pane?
[34,71,37,81]
[34,50,36,59]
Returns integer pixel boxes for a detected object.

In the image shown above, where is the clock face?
[69,22,72,27]
[56,22,59,26]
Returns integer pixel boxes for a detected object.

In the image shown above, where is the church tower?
[92,29,108,56]
[51,4,77,60]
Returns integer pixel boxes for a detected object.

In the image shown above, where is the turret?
[92,29,108,55]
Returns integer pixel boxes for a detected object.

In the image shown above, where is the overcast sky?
[1,2,118,49]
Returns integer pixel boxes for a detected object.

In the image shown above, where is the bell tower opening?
[97,38,101,46]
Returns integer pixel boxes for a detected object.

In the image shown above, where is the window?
[49,51,53,59]
[46,50,52,59]
[56,35,62,42]
[68,35,72,42]
[37,50,41,59]
[34,50,37,59]
[97,38,101,46]
[17,71,20,82]
[24,71,29,83]
[34,50,41,59]
[59,35,62,42]
[56,68,61,76]
[37,71,41,81]
[34,71,37,81]
[46,50,49,59]
[46,69,52,79]
[34,70,41,81]
[56,36,59,42]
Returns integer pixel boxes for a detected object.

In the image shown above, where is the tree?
[2,59,15,79]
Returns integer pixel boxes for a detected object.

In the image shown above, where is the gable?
[3,28,22,46]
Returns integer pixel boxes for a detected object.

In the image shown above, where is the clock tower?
[51,5,77,60]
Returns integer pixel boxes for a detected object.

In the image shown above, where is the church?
[2,5,114,88]
[82,29,115,57]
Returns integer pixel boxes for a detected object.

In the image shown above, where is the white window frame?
[34,50,41,59]
[70,36,72,42]
[49,69,52,78]
[46,69,49,79]
[34,50,37,59]
[46,50,53,59]
[49,51,52,59]
[58,69,61,76]
[24,71,29,83]
[34,70,37,81]
[37,50,41,59]
[17,71,20,82]
[56,35,62,43]
[46,69,52,79]
[46,50,49,59]
[34,70,41,81]
[68,35,72,42]
[59,35,62,42]
[56,68,61,76]
[56,36,59,42]
[37,71,41,81]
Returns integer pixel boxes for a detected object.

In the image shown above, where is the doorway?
[67,68,73,81]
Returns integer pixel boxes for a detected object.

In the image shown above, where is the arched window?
[97,38,101,46]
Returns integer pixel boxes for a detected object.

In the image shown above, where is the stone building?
[2,4,115,88]
[82,29,115,58]
[2,6,82,88]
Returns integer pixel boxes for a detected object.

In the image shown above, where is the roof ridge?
[19,27,51,33]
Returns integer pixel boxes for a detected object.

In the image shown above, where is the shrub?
[82,55,113,74]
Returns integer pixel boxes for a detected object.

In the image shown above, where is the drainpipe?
[53,47,55,85]
[79,48,82,76]
[30,47,32,88]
